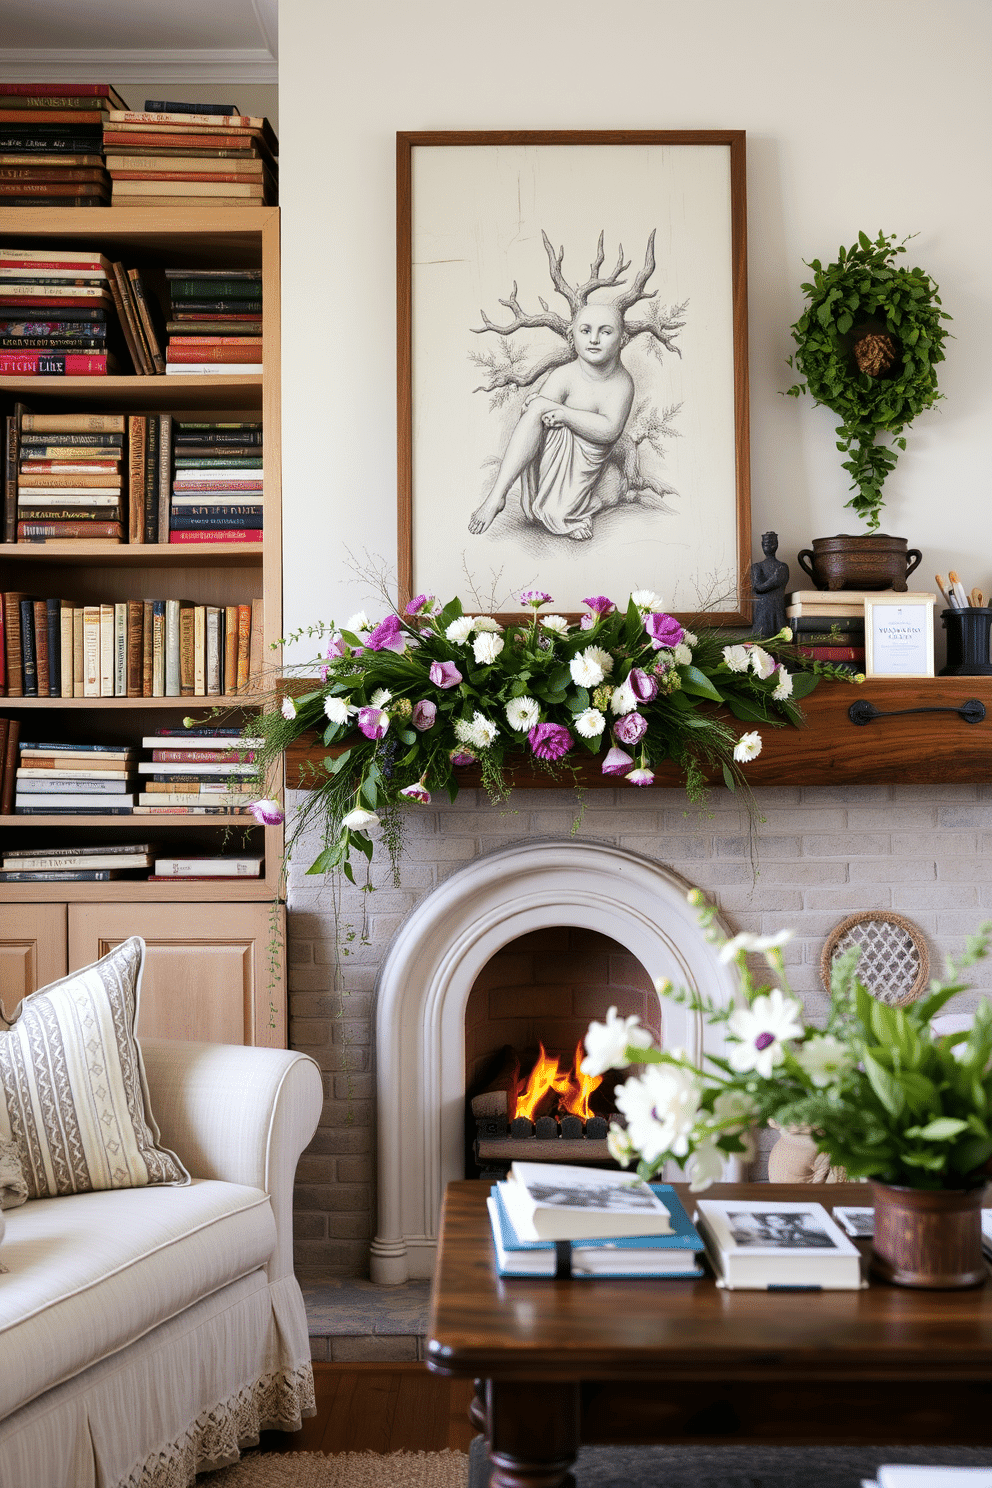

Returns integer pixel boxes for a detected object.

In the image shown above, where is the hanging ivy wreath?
[785,231,951,531]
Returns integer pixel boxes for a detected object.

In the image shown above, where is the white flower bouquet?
[583,893,992,1193]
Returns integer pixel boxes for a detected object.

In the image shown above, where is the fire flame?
[513,1042,603,1123]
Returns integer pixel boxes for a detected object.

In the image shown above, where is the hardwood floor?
[263,1364,477,1455]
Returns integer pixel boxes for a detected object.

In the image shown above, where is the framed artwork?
[864,595,935,677]
[397,131,751,623]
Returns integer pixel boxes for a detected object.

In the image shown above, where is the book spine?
[60,600,73,698]
[166,344,263,363]
[173,479,262,490]
[105,264,144,375]
[20,598,37,695]
[114,601,128,695]
[17,520,123,538]
[108,109,264,127]
[21,414,124,433]
[82,605,99,696]
[141,600,153,697]
[0,352,109,375]
[206,607,221,696]
[0,600,5,693]
[236,604,251,693]
[32,600,49,695]
[127,414,146,543]
[19,509,120,522]
[128,268,166,374]
[0,721,7,788]
[4,593,23,695]
[193,605,206,696]
[152,600,166,696]
[1,337,105,351]
[796,646,866,661]
[143,414,159,544]
[174,429,262,444]
[3,412,17,542]
[168,529,261,543]
[112,262,151,375]
[157,412,172,544]
[45,596,60,696]
[179,606,195,696]
[151,749,257,764]
[165,599,180,697]
[0,719,19,814]
[72,606,83,695]
[224,604,238,696]
[103,131,260,150]
[170,514,262,529]
[99,603,114,697]
[142,99,237,114]
[19,471,121,486]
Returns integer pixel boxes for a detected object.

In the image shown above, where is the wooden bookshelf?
[0,207,284,1046]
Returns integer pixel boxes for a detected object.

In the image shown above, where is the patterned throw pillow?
[0,936,189,1199]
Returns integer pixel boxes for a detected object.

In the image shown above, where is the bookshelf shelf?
[0,203,285,1046]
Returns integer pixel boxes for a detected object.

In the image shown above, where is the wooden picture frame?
[864,595,935,677]
[397,131,751,623]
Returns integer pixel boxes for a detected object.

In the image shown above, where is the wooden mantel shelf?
[285,678,992,791]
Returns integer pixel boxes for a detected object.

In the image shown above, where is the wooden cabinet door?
[0,904,68,1018]
[67,901,285,1047]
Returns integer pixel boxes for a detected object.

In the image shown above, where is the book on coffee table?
[498,1161,674,1241]
[488,1183,704,1278]
[694,1199,863,1290]
[864,1470,992,1487]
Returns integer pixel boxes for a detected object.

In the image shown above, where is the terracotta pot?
[870,1181,987,1289]
[797,534,922,592]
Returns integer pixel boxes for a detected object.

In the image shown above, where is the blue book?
[489,1184,705,1279]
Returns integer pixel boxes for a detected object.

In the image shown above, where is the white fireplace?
[369,838,739,1284]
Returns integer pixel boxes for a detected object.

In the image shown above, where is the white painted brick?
[939,806,992,829]
[802,833,890,856]
[896,785,980,803]
[682,861,758,888]
[894,832,977,857]
[758,861,847,884]
[800,785,892,805]
[758,810,851,834]
[713,887,804,912]
[288,965,333,993]
[802,886,892,911]
[938,859,992,882]
[932,911,988,936]
[849,859,935,883]
[747,788,805,807]
[716,836,800,858]
[851,808,938,831]
[894,885,979,910]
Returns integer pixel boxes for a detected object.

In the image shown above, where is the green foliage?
[785,231,951,530]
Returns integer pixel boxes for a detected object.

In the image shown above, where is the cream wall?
[279,0,991,635]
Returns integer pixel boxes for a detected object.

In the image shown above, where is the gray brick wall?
[285,783,992,1279]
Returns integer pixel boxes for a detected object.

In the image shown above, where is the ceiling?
[0,0,277,80]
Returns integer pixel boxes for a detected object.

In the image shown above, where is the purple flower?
[520,589,553,608]
[580,614,596,630]
[358,707,389,740]
[644,612,684,651]
[583,595,616,615]
[320,634,346,682]
[449,747,477,767]
[628,667,658,703]
[429,660,463,689]
[627,767,655,786]
[614,711,648,746]
[528,722,573,761]
[364,614,406,653]
[400,781,431,804]
[405,593,440,617]
[411,700,437,731]
[601,746,635,777]
[248,797,284,826]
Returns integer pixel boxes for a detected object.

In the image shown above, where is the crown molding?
[0,49,277,84]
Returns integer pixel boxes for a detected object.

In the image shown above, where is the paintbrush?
[949,570,970,608]
[935,574,955,608]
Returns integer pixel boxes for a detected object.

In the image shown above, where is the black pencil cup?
[940,607,992,676]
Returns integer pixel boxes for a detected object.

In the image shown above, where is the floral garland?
[246,588,856,877]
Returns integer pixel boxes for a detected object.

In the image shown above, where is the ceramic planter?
[870,1181,987,1289]
[797,534,922,592]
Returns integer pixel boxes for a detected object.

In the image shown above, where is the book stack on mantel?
[149,852,262,881]
[104,100,278,208]
[169,422,263,541]
[488,1163,705,1279]
[0,83,121,205]
[165,274,262,375]
[786,589,937,674]
[13,739,136,815]
[0,252,118,377]
[7,410,124,542]
[0,841,154,881]
[0,591,262,698]
[136,729,261,816]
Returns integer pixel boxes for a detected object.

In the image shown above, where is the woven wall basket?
[820,910,930,1007]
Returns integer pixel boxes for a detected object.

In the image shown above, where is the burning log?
[585,1116,608,1140]
[535,1115,559,1141]
[510,1116,534,1139]
[560,1115,584,1140]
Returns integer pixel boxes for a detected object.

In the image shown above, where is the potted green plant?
[785,231,951,591]
[584,897,992,1289]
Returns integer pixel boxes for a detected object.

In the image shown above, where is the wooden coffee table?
[426,1181,992,1488]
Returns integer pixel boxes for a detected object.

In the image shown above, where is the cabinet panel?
[0,904,68,1016]
[67,901,285,1047]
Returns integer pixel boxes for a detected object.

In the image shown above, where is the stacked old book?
[13,738,136,816]
[0,83,121,205]
[164,272,262,374]
[0,591,262,697]
[169,421,263,542]
[786,588,938,673]
[11,410,124,542]
[0,841,154,882]
[104,100,277,208]
[0,250,118,377]
[149,850,263,881]
[136,728,260,817]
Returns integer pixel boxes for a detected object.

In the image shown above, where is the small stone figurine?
[750,531,790,638]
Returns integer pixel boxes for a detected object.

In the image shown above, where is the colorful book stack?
[786,589,869,673]
[0,716,20,815]
[169,421,263,543]
[0,82,121,205]
[164,272,262,374]
[0,249,118,376]
[135,728,262,816]
[0,841,154,882]
[13,739,136,815]
[0,591,262,698]
[9,410,124,542]
[104,101,277,208]
[149,852,263,881]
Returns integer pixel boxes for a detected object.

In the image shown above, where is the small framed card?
[864,595,935,677]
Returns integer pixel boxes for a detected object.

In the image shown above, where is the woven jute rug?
[200,1449,469,1487]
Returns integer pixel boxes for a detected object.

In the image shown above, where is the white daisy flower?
[575,707,606,738]
[610,678,638,715]
[473,632,505,665]
[772,667,794,701]
[472,616,503,633]
[445,616,474,644]
[727,988,804,1079]
[584,645,614,675]
[613,1063,701,1164]
[369,687,392,708]
[733,730,762,763]
[323,695,357,725]
[540,615,569,635]
[280,696,297,720]
[455,711,499,750]
[580,1005,654,1076]
[722,644,750,672]
[630,589,664,612]
[505,695,540,732]
[345,611,371,633]
[682,630,698,646]
[570,649,606,687]
[750,646,777,680]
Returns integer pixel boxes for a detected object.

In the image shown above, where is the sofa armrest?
[141,1040,322,1282]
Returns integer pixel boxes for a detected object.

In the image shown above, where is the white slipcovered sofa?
[0,1038,322,1488]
